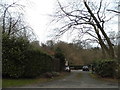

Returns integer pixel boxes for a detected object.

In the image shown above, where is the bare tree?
[52,0,116,58]
[107,0,120,14]
[0,0,37,41]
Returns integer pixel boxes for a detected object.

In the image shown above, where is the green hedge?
[2,34,29,78]
[2,34,53,78]
[93,59,117,78]
[54,47,65,71]
[23,49,53,78]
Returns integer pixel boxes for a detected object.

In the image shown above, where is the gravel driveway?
[20,70,118,88]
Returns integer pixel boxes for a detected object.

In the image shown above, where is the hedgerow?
[2,34,53,78]
[92,59,118,78]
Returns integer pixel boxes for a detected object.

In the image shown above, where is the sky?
[24,0,57,43]
[24,0,118,44]
[1,0,118,44]
[22,0,81,44]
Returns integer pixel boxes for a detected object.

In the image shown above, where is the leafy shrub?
[2,34,29,78]
[54,47,65,71]
[2,34,54,78]
[43,72,60,78]
[51,72,60,77]
[115,61,120,79]
[43,72,53,78]
[93,59,117,78]
[23,49,53,78]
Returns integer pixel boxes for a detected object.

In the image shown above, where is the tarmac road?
[20,70,118,88]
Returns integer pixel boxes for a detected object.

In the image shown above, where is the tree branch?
[107,9,120,14]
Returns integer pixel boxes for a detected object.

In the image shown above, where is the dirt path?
[20,70,118,88]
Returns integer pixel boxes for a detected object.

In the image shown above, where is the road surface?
[20,70,118,88]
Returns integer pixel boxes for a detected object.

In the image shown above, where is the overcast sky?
[23,0,56,43]
[1,0,118,44]
[24,0,118,44]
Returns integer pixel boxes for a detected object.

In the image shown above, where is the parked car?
[82,66,89,71]
[65,66,71,72]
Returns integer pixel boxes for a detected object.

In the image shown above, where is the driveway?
[20,70,118,88]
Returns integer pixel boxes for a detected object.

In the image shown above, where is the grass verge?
[2,72,70,88]
[3,78,44,88]
[89,72,118,83]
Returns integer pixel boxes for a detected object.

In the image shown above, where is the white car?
[65,66,71,72]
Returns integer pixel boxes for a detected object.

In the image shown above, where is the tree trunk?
[92,24,109,58]
[84,0,115,58]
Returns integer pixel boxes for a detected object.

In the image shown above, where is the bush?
[2,34,54,78]
[2,34,29,78]
[51,72,60,77]
[93,59,117,78]
[43,72,60,78]
[54,47,65,71]
[115,60,120,79]
[43,72,53,78]
[23,49,53,78]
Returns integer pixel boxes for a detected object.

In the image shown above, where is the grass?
[2,72,70,88]
[3,78,49,88]
[89,72,118,83]
[0,79,2,88]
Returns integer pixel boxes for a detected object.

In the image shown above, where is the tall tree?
[107,0,120,14]
[0,0,36,41]
[52,0,116,58]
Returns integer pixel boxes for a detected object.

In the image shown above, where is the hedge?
[2,34,54,78]
[23,49,53,78]
[2,34,29,78]
[92,59,117,78]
